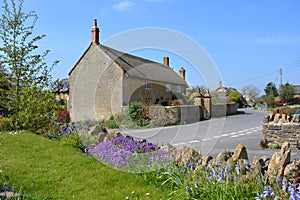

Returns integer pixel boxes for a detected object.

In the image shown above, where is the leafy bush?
[55,124,99,151]
[229,92,242,106]
[104,116,119,129]
[9,86,60,136]
[279,106,300,116]
[0,115,13,131]
[129,101,144,126]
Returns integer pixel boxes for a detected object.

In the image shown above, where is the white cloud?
[113,0,132,12]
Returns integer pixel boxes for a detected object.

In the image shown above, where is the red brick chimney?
[163,57,169,66]
[91,19,99,44]
[179,67,185,80]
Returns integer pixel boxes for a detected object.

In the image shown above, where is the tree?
[264,82,278,97]
[280,83,295,105]
[0,0,59,134]
[229,91,242,107]
[242,84,260,102]
[264,94,275,108]
[0,0,58,106]
[0,61,10,105]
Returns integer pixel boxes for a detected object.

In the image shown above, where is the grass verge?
[0,131,168,199]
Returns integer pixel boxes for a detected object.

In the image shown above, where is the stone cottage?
[68,20,187,122]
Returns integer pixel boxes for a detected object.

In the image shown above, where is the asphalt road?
[119,108,300,161]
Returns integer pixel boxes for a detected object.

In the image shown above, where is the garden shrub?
[104,116,119,129]
[129,101,144,126]
[279,106,300,116]
[9,86,60,136]
[56,124,99,151]
[0,115,13,131]
[58,108,70,124]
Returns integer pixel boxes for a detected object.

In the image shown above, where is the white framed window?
[166,83,171,92]
[176,85,181,93]
[145,81,152,90]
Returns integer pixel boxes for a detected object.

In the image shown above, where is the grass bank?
[0,131,168,199]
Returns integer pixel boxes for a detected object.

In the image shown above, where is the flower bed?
[88,134,300,199]
[88,135,174,173]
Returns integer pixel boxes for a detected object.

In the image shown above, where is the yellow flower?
[0,169,2,173]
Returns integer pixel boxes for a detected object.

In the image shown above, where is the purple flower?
[186,186,191,192]
[245,161,251,171]
[87,135,171,171]
[235,163,240,171]
[194,181,198,188]
[182,169,187,174]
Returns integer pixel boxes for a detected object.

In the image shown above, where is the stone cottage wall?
[262,113,300,149]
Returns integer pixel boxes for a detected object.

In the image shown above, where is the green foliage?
[104,116,119,129]
[0,0,59,134]
[129,101,144,124]
[278,106,300,116]
[9,86,60,136]
[264,94,275,108]
[229,91,242,107]
[0,63,11,104]
[265,82,278,97]
[0,115,13,131]
[279,83,295,105]
[59,131,85,151]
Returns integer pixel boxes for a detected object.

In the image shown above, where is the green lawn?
[0,131,168,199]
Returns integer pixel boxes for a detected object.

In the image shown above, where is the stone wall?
[148,105,203,125]
[211,103,237,118]
[262,113,300,149]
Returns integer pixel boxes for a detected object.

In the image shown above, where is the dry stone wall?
[262,113,300,149]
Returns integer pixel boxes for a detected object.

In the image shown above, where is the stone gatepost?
[203,89,211,119]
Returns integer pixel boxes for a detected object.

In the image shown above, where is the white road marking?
[171,126,263,144]
[221,134,230,137]
[171,142,186,146]
[231,135,239,138]
[189,140,200,143]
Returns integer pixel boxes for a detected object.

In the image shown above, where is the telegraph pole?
[280,68,282,90]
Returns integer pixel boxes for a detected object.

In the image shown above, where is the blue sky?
[21,0,300,93]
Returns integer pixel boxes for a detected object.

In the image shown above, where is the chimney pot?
[219,80,223,88]
[163,57,169,66]
[91,19,100,44]
[179,67,186,80]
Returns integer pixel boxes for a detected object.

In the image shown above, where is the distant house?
[214,80,253,106]
[54,78,69,106]
[68,20,187,122]
[292,85,300,96]
[215,81,238,95]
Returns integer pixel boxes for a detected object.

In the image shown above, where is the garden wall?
[148,105,203,125]
[262,113,300,149]
[211,103,237,118]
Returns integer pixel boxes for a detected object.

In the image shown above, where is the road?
[119,108,300,160]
